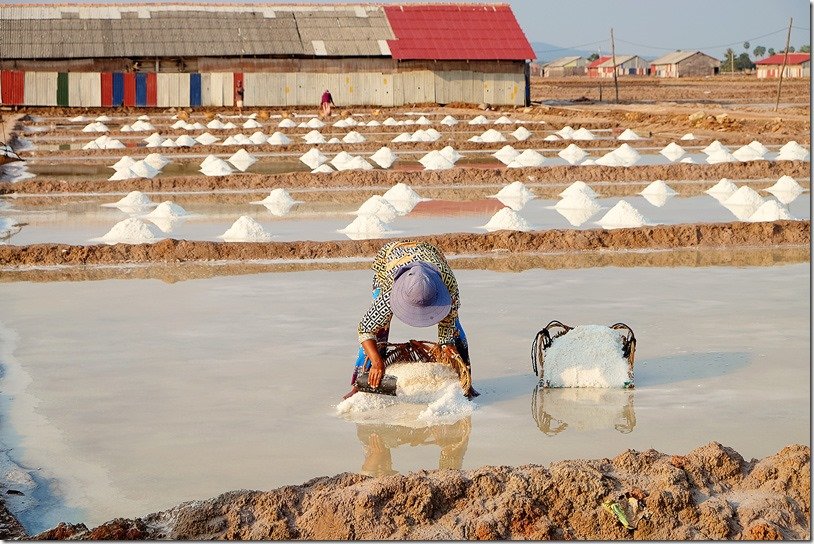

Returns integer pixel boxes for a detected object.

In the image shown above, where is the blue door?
[189,73,202,107]
[112,73,124,106]
[135,73,147,106]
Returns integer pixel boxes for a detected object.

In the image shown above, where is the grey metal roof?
[0,3,395,59]
[543,56,583,68]
[650,50,718,66]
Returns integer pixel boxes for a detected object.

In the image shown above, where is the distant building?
[542,56,586,77]
[649,51,720,77]
[587,55,647,77]
[755,53,810,79]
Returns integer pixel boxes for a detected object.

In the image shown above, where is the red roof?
[587,56,611,69]
[755,53,810,65]
[384,4,535,61]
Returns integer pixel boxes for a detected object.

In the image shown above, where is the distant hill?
[531,41,599,63]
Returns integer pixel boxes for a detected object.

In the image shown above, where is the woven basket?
[380,340,472,394]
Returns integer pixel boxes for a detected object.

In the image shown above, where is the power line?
[535,39,609,53]
[614,27,791,53]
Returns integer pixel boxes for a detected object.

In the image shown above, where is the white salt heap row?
[382,183,422,215]
[571,127,596,141]
[595,143,640,167]
[493,181,535,210]
[302,130,326,144]
[200,155,234,176]
[468,115,489,125]
[440,115,458,126]
[83,135,125,150]
[342,131,366,144]
[553,181,602,226]
[392,128,441,143]
[493,145,520,165]
[419,150,454,171]
[617,128,643,141]
[511,126,532,141]
[507,149,546,168]
[102,191,157,211]
[763,175,806,204]
[94,218,163,244]
[82,121,109,132]
[639,179,677,207]
[194,132,220,145]
[331,151,373,171]
[142,201,189,220]
[469,128,506,143]
[219,216,274,242]
[721,186,765,220]
[370,147,398,169]
[558,144,588,165]
[732,145,766,162]
[481,207,531,232]
[355,195,399,223]
[596,200,649,229]
[659,142,687,162]
[251,188,298,216]
[747,201,794,222]
[226,149,257,172]
[268,132,292,145]
[278,118,297,128]
[542,325,631,388]
[776,141,810,161]
[108,155,166,181]
[300,148,328,169]
[440,146,462,164]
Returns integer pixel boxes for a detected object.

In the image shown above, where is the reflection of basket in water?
[531,384,637,435]
[531,320,636,388]
[379,340,472,394]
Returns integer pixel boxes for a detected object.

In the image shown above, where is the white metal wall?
[23,71,58,106]
[67,72,101,107]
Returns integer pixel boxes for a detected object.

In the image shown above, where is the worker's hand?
[368,360,385,389]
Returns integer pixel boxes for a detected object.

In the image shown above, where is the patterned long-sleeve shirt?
[358,240,460,345]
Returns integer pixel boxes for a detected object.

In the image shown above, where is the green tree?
[753,45,766,58]
[587,53,599,62]
[743,41,750,51]
[800,44,810,53]
[768,48,776,56]
[787,46,796,53]
[735,53,754,70]
[722,48,736,72]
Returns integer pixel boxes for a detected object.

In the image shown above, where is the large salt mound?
[370,147,398,169]
[200,158,235,177]
[554,191,602,214]
[439,146,462,164]
[596,200,648,229]
[440,115,458,126]
[267,132,292,145]
[382,183,422,215]
[493,145,520,165]
[330,151,354,169]
[542,325,631,388]
[555,126,575,139]
[493,116,513,125]
[382,117,399,126]
[495,181,535,202]
[723,186,764,208]
[311,164,334,174]
[559,180,597,199]
[415,116,432,125]
[479,129,506,143]
[660,142,687,162]
[595,152,625,167]
[355,195,399,223]
[242,119,262,129]
[571,127,595,140]
[278,118,297,128]
[419,150,454,171]
[143,132,165,146]
[392,132,412,143]
[558,144,588,165]
[338,214,392,239]
[481,207,531,232]
[108,168,136,181]
[747,200,794,222]
[732,145,766,162]
[305,118,325,128]
[765,175,804,195]
[193,132,219,146]
[705,149,737,164]
[775,141,810,161]
[508,149,545,168]
[175,135,197,147]
[747,140,770,156]
[365,120,380,127]
[300,148,328,169]
[143,201,190,219]
[130,160,159,179]
[248,131,268,145]
[303,130,326,144]
[468,115,489,125]
[219,216,274,242]
[702,140,730,155]
[228,149,257,172]
[705,178,738,198]
[102,191,156,209]
[640,179,677,196]
[96,218,163,244]
[111,156,137,171]
[617,128,642,141]
[511,126,532,141]
[612,143,641,166]
[343,131,366,144]
[342,156,375,171]
[555,206,600,227]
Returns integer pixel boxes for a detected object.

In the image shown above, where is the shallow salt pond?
[0,262,808,532]
[2,194,810,245]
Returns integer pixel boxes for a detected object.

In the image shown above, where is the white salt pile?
[494,181,536,208]
[542,325,631,388]
[138,153,170,172]
[705,149,737,164]
[82,121,109,132]
[382,183,422,215]
[571,127,596,140]
[617,128,642,141]
[747,200,794,222]
[555,126,575,139]
[596,200,648,229]
[481,207,531,232]
[355,195,399,223]
[130,120,155,132]
[543,134,561,141]
[252,188,296,207]
[679,156,696,164]
[267,132,292,145]
[300,148,328,170]
[143,201,189,219]
[311,164,334,174]
[200,154,220,168]
[330,151,354,169]
[612,143,641,166]
[343,156,375,171]
[95,115,111,122]
[702,140,730,155]
[439,146,462,164]
[303,130,326,144]
[174,135,198,147]
[111,156,137,171]
[306,118,325,129]
[370,147,398,169]
[207,119,225,129]
[555,191,601,214]
[278,118,297,128]
[218,216,274,242]
[478,129,506,143]
[507,149,546,168]
[120,123,132,132]
[248,131,268,145]
[143,132,165,146]
[232,134,253,146]
[130,160,159,179]
[559,180,598,199]
[101,191,156,210]
[747,140,770,157]
[200,157,234,177]
[419,150,454,171]
[680,133,696,140]
[338,214,393,239]
[660,142,687,162]
[195,132,220,146]
[511,126,532,141]
[415,116,432,125]
[468,115,489,125]
[171,120,190,130]
[227,149,257,172]
[764,175,805,199]
[493,145,520,165]
[595,151,625,167]
[776,141,810,161]
[493,116,513,124]
[69,115,88,122]
[327,137,342,145]
[221,122,237,130]
[366,120,381,127]
[94,218,162,245]
[440,115,458,126]
[392,133,412,143]
[558,144,588,165]
[640,179,677,196]
[705,178,738,198]
[108,168,136,181]
[383,117,399,126]
[83,135,125,150]
[723,186,764,208]
[732,145,766,162]
[342,131,366,144]
[160,139,177,148]
[242,119,262,129]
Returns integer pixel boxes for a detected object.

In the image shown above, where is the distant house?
[542,56,586,77]
[649,51,720,77]
[587,55,647,77]
[755,53,810,78]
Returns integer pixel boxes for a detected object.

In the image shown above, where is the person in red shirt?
[320,89,335,118]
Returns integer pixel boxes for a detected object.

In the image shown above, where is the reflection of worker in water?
[346,240,477,399]
[356,417,472,477]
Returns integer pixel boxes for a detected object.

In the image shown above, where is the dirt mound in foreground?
[31,442,809,540]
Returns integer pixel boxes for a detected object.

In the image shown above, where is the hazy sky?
[2,0,810,59]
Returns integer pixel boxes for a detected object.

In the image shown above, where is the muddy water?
[0,262,808,532]
[2,194,810,246]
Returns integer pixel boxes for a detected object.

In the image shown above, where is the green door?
[57,73,68,106]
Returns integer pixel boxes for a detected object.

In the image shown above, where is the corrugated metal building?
[0,3,535,108]
[755,53,810,79]
[542,56,586,77]
[649,51,720,78]
[587,55,647,78]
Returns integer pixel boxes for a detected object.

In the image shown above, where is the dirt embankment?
[28,442,810,540]
[3,161,808,195]
[0,221,808,268]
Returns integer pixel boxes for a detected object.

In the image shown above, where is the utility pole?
[775,17,793,111]
[610,28,619,103]
[597,47,603,101]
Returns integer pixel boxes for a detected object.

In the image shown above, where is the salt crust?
[543,325,630,388]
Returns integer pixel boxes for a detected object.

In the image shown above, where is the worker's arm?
[358,289,393,388]
[361,339,385,388]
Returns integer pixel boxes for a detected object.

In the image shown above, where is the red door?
[1,71,25,105]
[123,73,136,106]
[101,73,113,106]
[146,73,157,106]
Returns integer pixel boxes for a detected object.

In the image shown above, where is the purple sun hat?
[391,262,452,327]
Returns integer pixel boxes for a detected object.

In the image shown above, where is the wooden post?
[775,17,793,112]
[610,28,619,103]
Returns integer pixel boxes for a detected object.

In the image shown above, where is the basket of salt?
[531,321,636,388]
